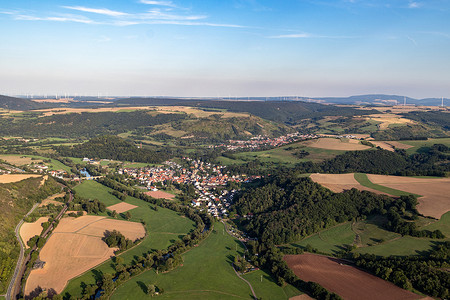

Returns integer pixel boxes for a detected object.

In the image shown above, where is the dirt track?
[284,253,421,300]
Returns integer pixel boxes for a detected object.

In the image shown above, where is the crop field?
[25,215,145,296]
[354,173,415,197]
[154,106,250,119]
[302,138,371,151]
[0,174,42,183]
[106,202,138,213]
[367,175,450,219]
[310,173,386,194]
[284,253,421,300]
[364,113,414,130]
[19,217,48,248]
[370,141,413,151]
[111,222,300,300]
[62,182,195,299]
[145,190,176,200]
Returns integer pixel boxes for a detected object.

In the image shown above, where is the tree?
[146,283,156,296]
[125,211,131,220]
[111,210,117,218]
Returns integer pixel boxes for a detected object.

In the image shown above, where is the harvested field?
[365,113,414,130]
[145,190,175,199]
[39,192,65,207]
[284,253,421,300]
[290,295,314,300]
[0,155,43,166]
[0,174,42,183]
[106,202,138,213]
[25,216,145,295]
[310,173,388,195]
[367,175,450,219]
[306,138,371,151]
[371,141,413,152]
[20,217,48,248]
[154,106,249,118]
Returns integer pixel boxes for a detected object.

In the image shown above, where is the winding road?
[6,203,39,300]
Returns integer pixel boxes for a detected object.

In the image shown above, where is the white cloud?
[15,14,95,24]
[139,1,177,7]
[62,6,128,17]
[408,2,422,8]
[407,36,418,46]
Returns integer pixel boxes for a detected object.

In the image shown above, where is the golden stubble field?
[0,174,42,183]
[20,217,49,248]
[367,175,450,219]
[106,202,138,213]
[370,141,413,152]
[309,173,388,195]
[304,138,371,151]
[25,215,145,295]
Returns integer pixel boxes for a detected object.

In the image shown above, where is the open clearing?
[145,190,176,199]
[310,173,388,195]
[25,215,145,296]
[365,113,414,130]
[367,175,450,219]
[20,217,48,248]
[154,106,250,118]
[284,253,421,300]
[0,155,43,165]
[304,138,371,151]
[106,202,138,213]
[0,174,42,183]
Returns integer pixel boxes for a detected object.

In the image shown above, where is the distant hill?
[0,95,44,110]
[312,94,447,106]
[112,98,378,124]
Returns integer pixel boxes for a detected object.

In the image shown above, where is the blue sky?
[0,0,449,98]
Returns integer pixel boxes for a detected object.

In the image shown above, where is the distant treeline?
[113,98,378,125]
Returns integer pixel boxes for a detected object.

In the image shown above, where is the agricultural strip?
[367,175,450,219]
[354,173,417,197]
[62,181,195,299]
[0,174,42,183]
[106,202,138,214]
[111,222,298,300]
[284,253,421,300]
[310,173,387,194]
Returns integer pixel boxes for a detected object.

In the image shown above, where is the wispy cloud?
[408,2,422,8]
[62,6,129,17]
[268,33,359,39]
[15,14,95,24]
[407,36,418,46]
[140,0,177,7]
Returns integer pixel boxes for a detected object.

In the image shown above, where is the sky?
[0,0,449,98]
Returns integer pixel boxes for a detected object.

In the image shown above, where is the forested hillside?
[55,135,176,163]
[0,95,44,110]
[0,176,61,293]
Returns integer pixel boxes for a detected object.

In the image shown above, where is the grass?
[354,173,421,197]
[63,182,195,299]
[421,211,450,237]
[123,162,155,168]
[290,223,355,255]
[111,222,300,300]
[355,236,437,256]
[352,215,400,247]
[5,154,73,173]
[401,138,450,154]
[243,270,302,299]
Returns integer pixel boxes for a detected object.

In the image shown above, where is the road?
[6,203,39,300]
[221,221,257,300]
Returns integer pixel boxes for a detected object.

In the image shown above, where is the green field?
[421,211,450,236]
[111,222,300,300]
[355,236,437,256]
[402,138,450,154]
[291,223,355,255]
[354,173,421,197]
[0,154,73,173]
[63,181,195,299]
[352,215,400,247]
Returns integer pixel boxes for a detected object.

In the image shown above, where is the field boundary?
[354,173,421,197]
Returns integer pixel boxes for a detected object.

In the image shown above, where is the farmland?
[111,222,301,300]
[19,217,48,248]
[0,174,42,183]
[284,253,421,300]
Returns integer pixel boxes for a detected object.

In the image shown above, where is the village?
[214,133,318,151]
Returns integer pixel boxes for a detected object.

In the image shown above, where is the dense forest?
[233,174,443,245]
[402,111,450,131]
[0,95,45,110]
[55,135,177,163]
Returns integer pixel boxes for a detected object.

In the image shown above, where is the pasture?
[111,222,299,300]
[284,253,421,300]
[62,181,195,299]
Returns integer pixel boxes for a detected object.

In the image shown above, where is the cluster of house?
[213,133,318,151]
[117,157,260,218]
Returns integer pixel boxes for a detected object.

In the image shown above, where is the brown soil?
[284,253,421,300]
[20,217,49,248]
[310,173,389,195]
[367,175,450,219]
[145,190,176,199]
[25,215,145,295]
[371,141,413,152]
[0,174,42,183]
[106,202,138,213]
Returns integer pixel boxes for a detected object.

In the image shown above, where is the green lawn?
[63,182,195,299]
[291,223,355,255]
[421,211,450,236]
[243,270,302,299]
[123,162,156,168]
[355,236,437,256]
[111,222,300,300]
[354,173,421,197]
[353,216,400,247]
